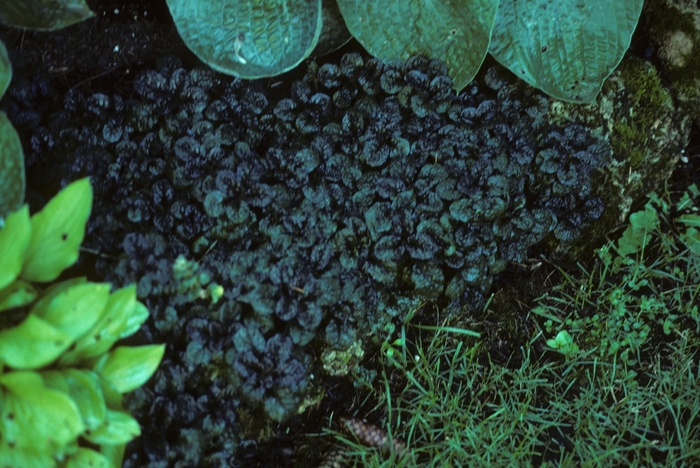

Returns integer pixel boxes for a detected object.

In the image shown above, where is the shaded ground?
[1,1,698,467]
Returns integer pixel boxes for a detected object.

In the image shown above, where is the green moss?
[321,340,365,377]
[535,184,700,366]
[545,57,688,261]
[610,59,676,170]
[235,405,275,442]
[644,0,700,125]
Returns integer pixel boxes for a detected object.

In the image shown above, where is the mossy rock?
[644,0,700,128]
[543,57,689,260]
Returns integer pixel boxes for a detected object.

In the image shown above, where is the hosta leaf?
[0,111,25,220]
[59,284,149,366]
[0,0,94,30]
[0,205,31,290]
[0,39,10,99]
[0,371,84,451]
[65,448,110,468]
[0,314,72,369]
[34,277,88,307]
[0,441,54,468]
[489,0,644,103]
[0,279,38,312]
[31,282,110,341]
[26,276,86,315]
[165,0,322,79]
[41,369,107,431]
[21,177,92,282]
[312,0,352,57]
[337,0,499,92]
[93,345,165,394]
[82,408,140,445]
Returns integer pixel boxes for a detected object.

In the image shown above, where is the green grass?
[319,184,700,467]
[323,327,700,467]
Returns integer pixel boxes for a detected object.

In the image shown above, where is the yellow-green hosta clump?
[0,178,165,468]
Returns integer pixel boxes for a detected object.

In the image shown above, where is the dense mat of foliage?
[4,51,611,464]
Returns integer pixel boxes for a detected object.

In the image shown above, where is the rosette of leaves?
[165,0,643,102]
[0,178,165,468]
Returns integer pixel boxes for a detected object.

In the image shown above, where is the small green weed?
[319,184,700,467]
[534,183,700,365]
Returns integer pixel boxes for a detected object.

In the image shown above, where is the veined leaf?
[0,40,10,98]
[0,111,25,220]
[0,0,94,30]
[337,0,499,93]
[165,0,322,79]
[489,0,644,103]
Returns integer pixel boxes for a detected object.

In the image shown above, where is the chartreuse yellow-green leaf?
[83,408,141,445]
[59,284,149,366]
[21,177,92,282]
[0,314,73,368]
[0,370,84,452]
[0,279,38,313]
[98,375,125,409]
[65,447,110,468]
[93,344,165,393]
[41,369,107,432]
[31,282,110,341]
[117,285,150,338]
[99,443,127,468]
[0,0,94,30]
[0,441,55,468]
[34,276,87,307]
[0,204,30,290]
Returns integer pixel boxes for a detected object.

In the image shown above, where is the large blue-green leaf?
[312,0,352,57]
[337,0,499,93]
[0,40,10,99]
[165,0,322,79]
[0,111,25,221]
[489,0,644,103]
[0,0,93,30]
